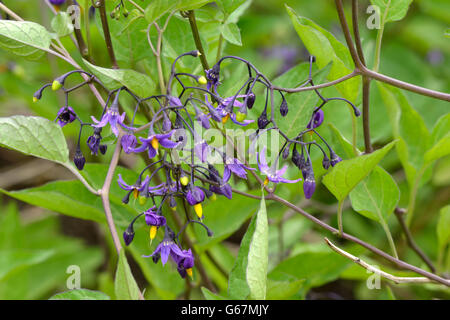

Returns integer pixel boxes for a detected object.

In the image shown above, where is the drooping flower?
[56,106,76,127]
[130,130,179,158]
[121,134,137,154]
[118,174,150,203]
[257,146,302,185]
[223,157,255,182]
[193,139,209,163]
[174,249,194,279]
[91,105,134,137]
[186,186,206,219]
[87,127,107,155]
[330,150,342,167]
[144,227,193,278]
[144,206,166,242]
[204,95,254,126]
[302,165,316,199]
[306,109,324,129]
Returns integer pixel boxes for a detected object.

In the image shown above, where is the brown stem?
[394,208,437,273]
[67,0,90,61]
[266,193,450,287]
[98,0,118,68]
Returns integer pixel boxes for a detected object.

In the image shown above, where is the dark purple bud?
[292,146,305,169]
[257,113,270,130]
[246,92,255,109]
[152,253,160,264]
[330,151,342,167]
[303,170,316,199]
[322,155,331,170]
[74,148,85,170]
[99,145,107,155]
[282,145,290,160]
[174,114,184,129]
[123,224,135,246]
[280,98,288,117]
[169,196,177,208]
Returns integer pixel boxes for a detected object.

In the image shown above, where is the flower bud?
[246,92,255,109]
[257,113,270,129]
[74,148,85,171]
[280,97,288,117]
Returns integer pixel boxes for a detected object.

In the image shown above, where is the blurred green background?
[0,0,449,300]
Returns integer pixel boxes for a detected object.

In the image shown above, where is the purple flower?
[144,206,166,227]
[121,134,137,154]
[56,106,76,127]
[174,249,194,278]
[49,0,65,5]
[193,105,211,129]
[204,95,254,127]
[87,127,107,155]
[91,107,134,137]
[144,206,167,241]
[186,186,205,206]
[118,174,150,203]
[307,109,324,129]
[205,65,220,91]
[130,130,179,158]
[194,140,209,163]
[209,183,232,199]
[223,157,255,182]
[257,146,301,184]
[186,186,206,219]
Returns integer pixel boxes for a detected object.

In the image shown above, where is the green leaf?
[349,166,399,222]
[286,5,360,102]
[49,289,110,300]
[0,180,106,223]
[51,12,74,38]
[246,195,268,300]
[83,59,154,97]
[266,279,305,300]
[217,0,247,15]
[437,205,450,250]
[377,83,431,186]
[115,249,140,300]
[0,116,69,164]
[371,0,413,23]
[424,134,450,164]
[220,22,242,46]
[0,20,51,60]
[144,0,213,23]
[328,123,360,159]
[201,287,227,300]
[0,249,55,281]
[268,250,351,293]
[272,63,331,137]
[322,141,396,202]
[228,194,268,299]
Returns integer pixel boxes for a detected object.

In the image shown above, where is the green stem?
[84,2,92,58]
[337,200,344,236]
[216,33,224,63]
[186,10,209,71]
[373,1,389,72]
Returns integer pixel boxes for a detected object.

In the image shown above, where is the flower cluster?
[34,50,359,279]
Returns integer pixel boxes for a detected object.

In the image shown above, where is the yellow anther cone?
[186,268,193,279]
[263,177,269,186]
[151,137,159,151]
[194,203,203,219]
[133,189,139,199]
[222,114,230,124]
[149,225,157,241]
